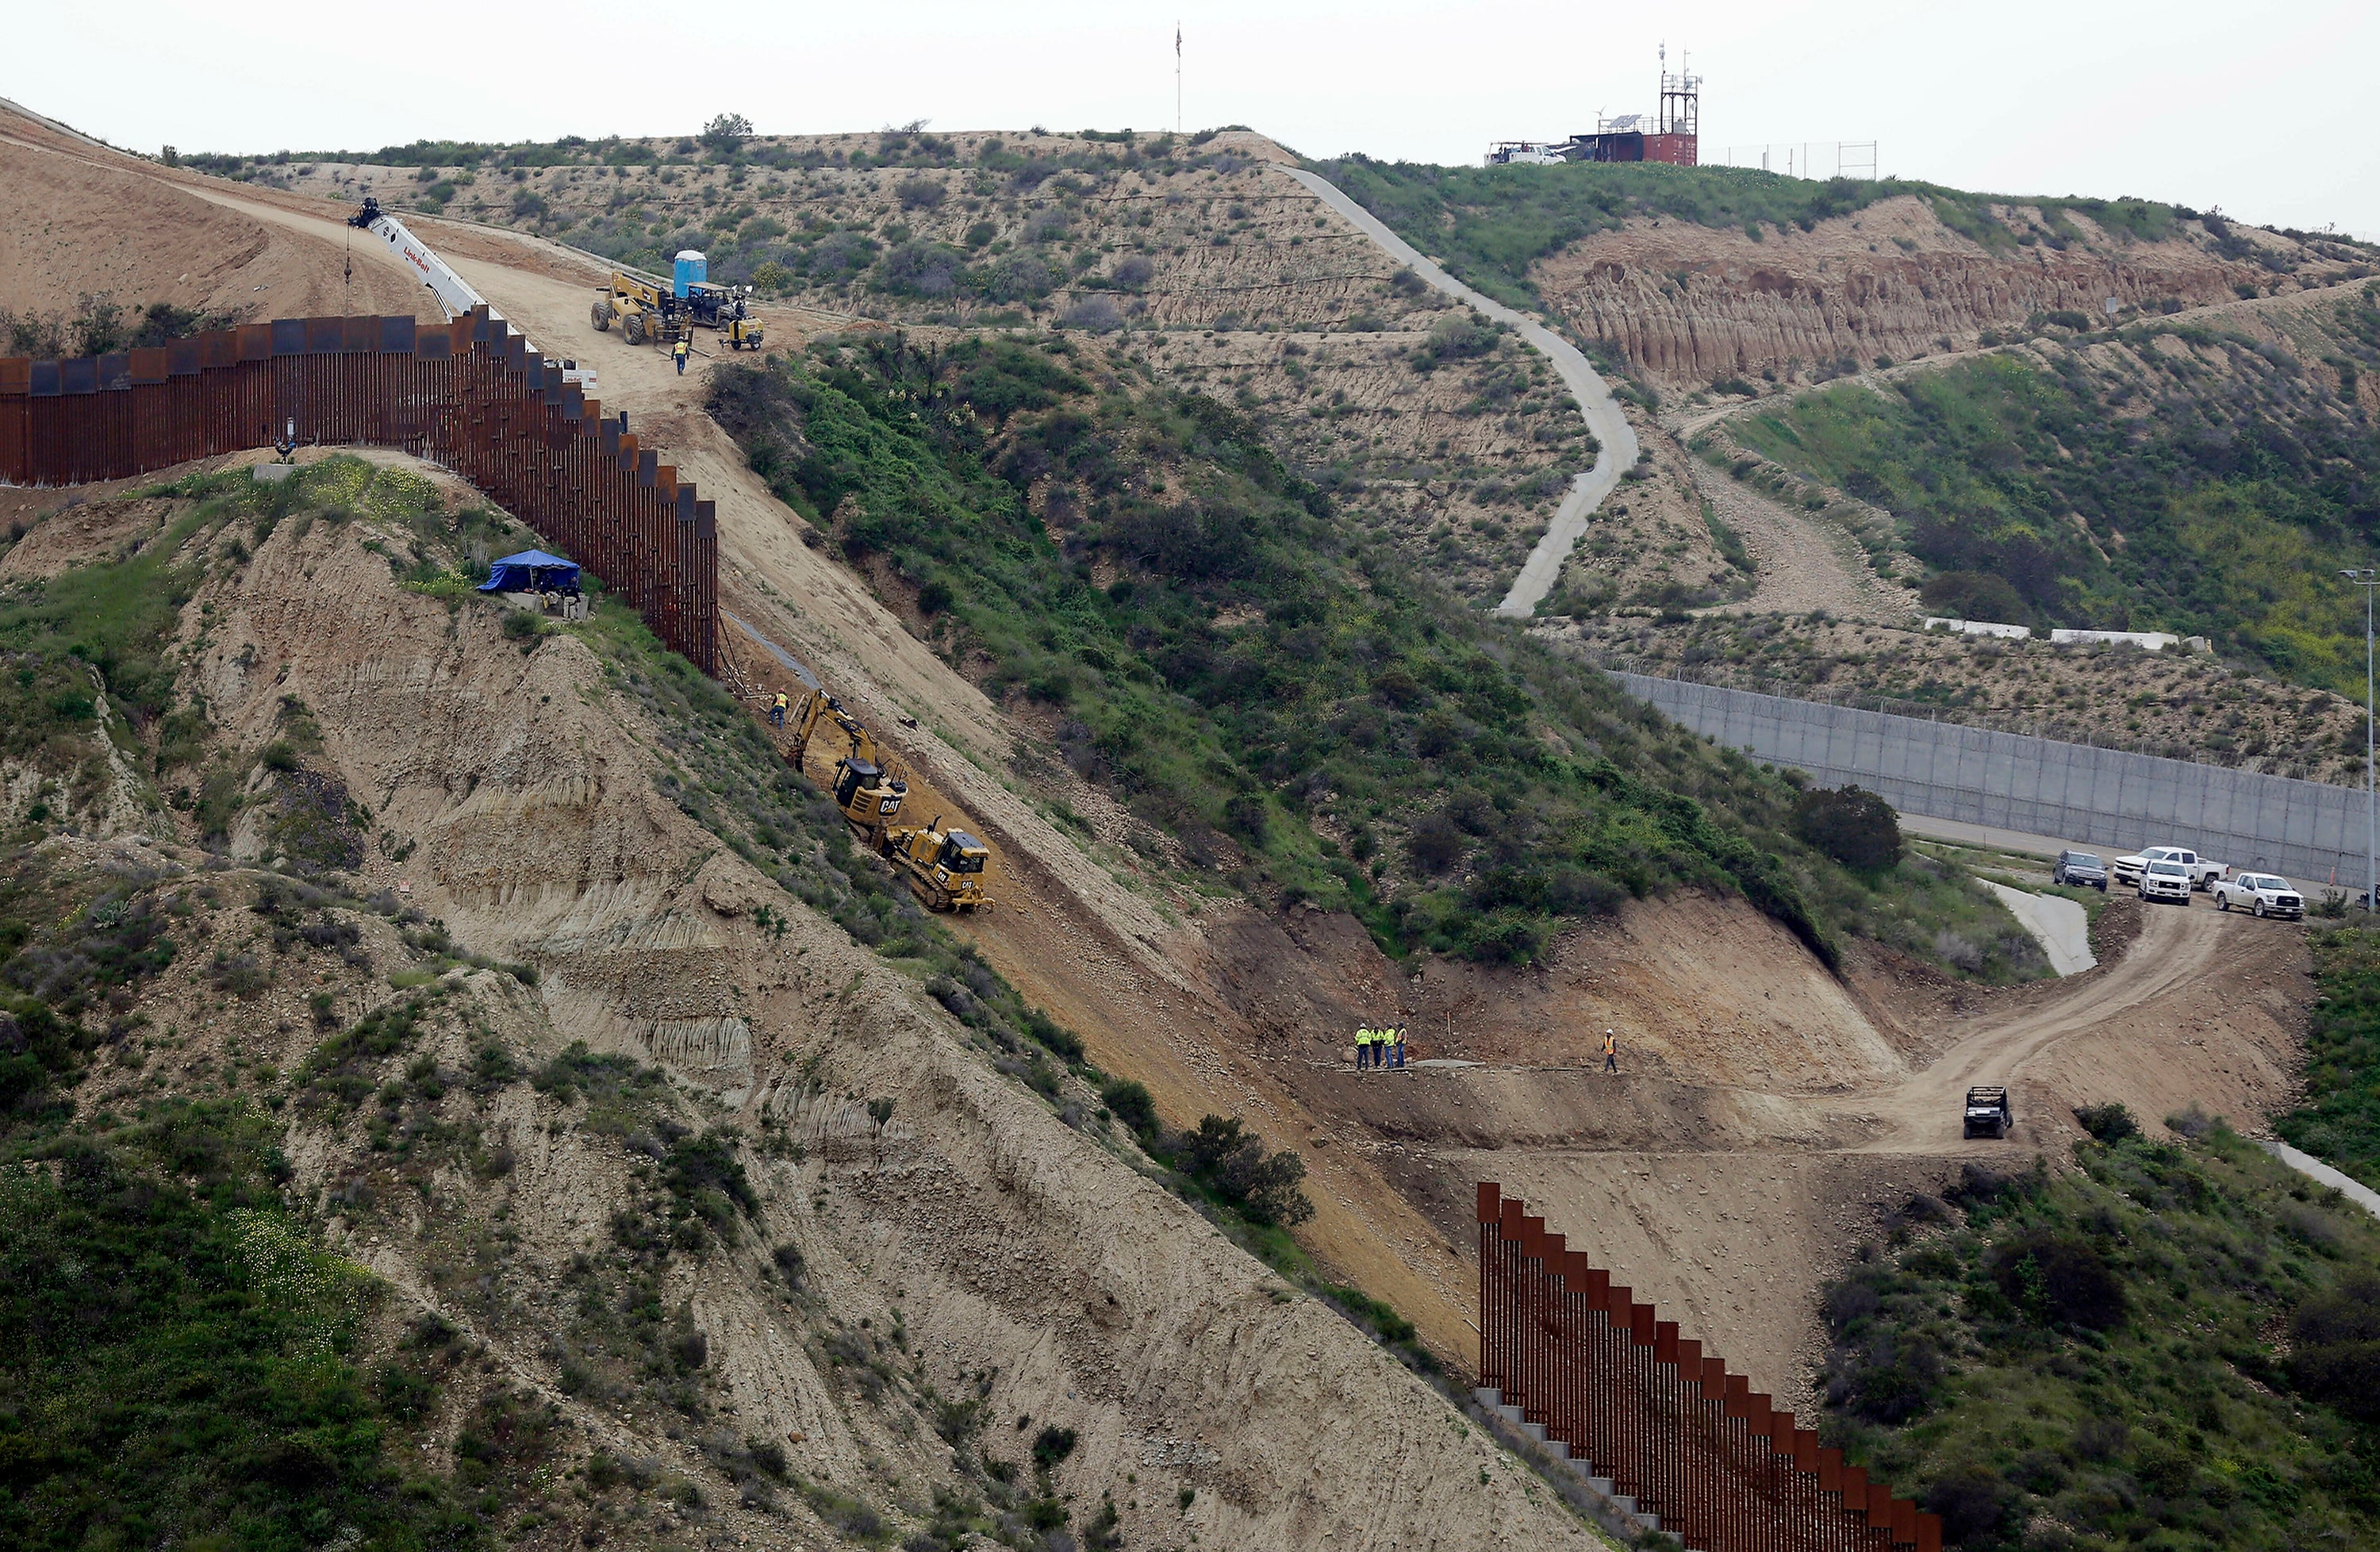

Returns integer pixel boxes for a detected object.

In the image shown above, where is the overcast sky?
[12,0,2377,236]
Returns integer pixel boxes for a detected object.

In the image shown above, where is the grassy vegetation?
[707,332,2057,974]
[2278,924,2380,1192]
[1729,298,2380,692]
[1817,1123,2380,1549]
[0,1100,483,1550]
[1303,159,2189,309]
[0,858,485,1552]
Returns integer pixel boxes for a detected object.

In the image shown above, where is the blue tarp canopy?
[478,550,581,594]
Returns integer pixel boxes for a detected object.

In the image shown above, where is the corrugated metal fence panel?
[1480,1184,1940,1552]
[1621,673,2370,885]
[0,312,715,674]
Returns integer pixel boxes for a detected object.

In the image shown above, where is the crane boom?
[347,195,489,323]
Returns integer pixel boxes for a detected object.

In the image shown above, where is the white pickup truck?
[2112,845,2227,891]
[2213,873,2305,920]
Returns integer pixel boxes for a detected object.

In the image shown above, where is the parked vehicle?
[2053,850,2109,889]
[2113,845,2227,890]
[1964,1086,2013,1139]
[2215,873,2305,920]
[2139,859,2195,904]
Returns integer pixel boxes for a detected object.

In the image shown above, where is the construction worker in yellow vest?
[1390,1024,1407,1070]
[771,691,789,728]
[1355,1026,1375,1070]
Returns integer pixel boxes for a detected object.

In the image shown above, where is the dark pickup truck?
[1964,1086,2013,1139]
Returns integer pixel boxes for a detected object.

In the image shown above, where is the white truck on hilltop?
[2112,844,2226,892]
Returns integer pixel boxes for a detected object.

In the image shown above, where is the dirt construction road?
[1869,901,2221,1151]
[1442,894,2308,1412]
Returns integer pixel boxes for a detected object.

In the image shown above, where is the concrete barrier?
[1619,672,2374,889]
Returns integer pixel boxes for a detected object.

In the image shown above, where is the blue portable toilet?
[672,250,708,298]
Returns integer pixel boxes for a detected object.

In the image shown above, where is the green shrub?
[1987,1230,2126,1329]
[1814,1126,2380,1546]
[1173,1114,1312,1227]
[2280,928,2380,1189]
[1100,1078,1157,1136]
[2073,1101,2139,1143]
[1791,786,1902,874]
[0,1104,474,1549]
[2290,1272,2380,1419]
[1917,569,2025,624]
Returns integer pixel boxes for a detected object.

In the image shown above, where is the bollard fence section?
[1479,1183,1940,1552]
[0,309,716,675]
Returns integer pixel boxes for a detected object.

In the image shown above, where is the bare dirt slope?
[13,474,1614,1552]
[1422,896,2312,1412]
[1679,458,1912,620]
[1539,192,2364,393]
[0,115,432,329]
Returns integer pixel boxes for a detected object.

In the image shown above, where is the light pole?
[2344,568,2379,912]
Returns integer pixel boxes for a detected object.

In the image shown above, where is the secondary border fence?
[0,309,716,674]
[1618,672,2371,887]
[1585,652,2293,774]
[1480,1184,1941,1552]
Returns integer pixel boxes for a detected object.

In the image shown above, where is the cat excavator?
[782,687,992,912]
[788,689,909,847]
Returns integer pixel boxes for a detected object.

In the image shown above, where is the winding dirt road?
[1265,165,1639,619]
[1868,901,2223,1151]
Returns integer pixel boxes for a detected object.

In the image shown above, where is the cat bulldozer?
[882,816,993,912]
[777,683,992,910]
[787,690,908,847]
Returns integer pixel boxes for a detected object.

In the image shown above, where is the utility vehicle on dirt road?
[1964,1087,2013,1139]
[2214,872,2305,920]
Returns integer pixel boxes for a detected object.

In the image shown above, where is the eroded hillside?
[1314,156,2370,393]
[0,459,1614,1552]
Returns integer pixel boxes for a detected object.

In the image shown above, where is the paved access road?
[1267,165,1637,619]
[1982,880,2097,976]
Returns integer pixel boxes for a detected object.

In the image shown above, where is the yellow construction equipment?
[591,259,760,350]
[590,270,675,348]
[787,689,908,845]
[727,626,993,912]
[881,817,993,912]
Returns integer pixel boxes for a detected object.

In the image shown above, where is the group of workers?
[1345,1025,1621,1072]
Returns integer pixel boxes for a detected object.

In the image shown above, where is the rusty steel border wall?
[1479,1184,1942,1552]
[0,309,716,674]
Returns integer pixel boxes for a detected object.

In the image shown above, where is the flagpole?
[1176,22,1183,134]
